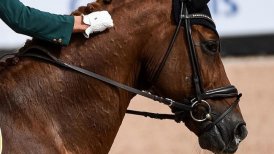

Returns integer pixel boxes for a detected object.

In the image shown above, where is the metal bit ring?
[190,99,212,122]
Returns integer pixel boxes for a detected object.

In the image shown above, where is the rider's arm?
[0,0,113,46]
[0,0,75,45]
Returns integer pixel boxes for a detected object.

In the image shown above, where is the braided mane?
[71,1,103,15]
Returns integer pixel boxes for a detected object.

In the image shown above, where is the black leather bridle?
[146,0,242,131]
[9,0,242,134]
[145,0,242,131]
[181,0,241,131]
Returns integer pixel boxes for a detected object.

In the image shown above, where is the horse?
[0,0,247,153]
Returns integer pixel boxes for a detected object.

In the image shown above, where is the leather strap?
[18,48,193,113]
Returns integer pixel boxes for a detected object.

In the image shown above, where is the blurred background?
[2,0,274,55]
[1,0,274,153]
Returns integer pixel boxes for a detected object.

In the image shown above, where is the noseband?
[14,0,242,134]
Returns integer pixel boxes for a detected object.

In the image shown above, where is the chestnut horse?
[0,0,247,153]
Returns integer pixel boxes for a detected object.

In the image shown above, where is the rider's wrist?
[73,16,89,33]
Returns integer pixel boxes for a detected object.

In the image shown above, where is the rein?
[16,46,192,120]
[2,0,242,133]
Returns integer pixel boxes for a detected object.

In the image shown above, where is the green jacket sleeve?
[0,0,74,45]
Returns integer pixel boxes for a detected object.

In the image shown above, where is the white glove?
[82,11,114,38]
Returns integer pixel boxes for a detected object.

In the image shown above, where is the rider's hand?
[82,11,114,38]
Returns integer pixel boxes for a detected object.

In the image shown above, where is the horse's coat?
[0,0,246,153]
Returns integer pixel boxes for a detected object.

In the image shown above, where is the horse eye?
[201,40,219,53]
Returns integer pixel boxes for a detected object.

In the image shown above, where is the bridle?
[181,0,241,129]
[129,0,242,132]
[7,0,242,134]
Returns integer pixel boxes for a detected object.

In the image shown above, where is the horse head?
[101,0,247,153]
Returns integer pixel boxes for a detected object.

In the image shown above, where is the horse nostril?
[234,123,248,142]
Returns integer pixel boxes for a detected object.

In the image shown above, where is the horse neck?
[103,0,175,87]
[65,0,174,88]
[0,1,175,153]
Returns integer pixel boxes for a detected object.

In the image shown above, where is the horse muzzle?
[198,118,248,153]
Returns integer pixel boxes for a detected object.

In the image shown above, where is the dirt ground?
[110,56,274,154]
